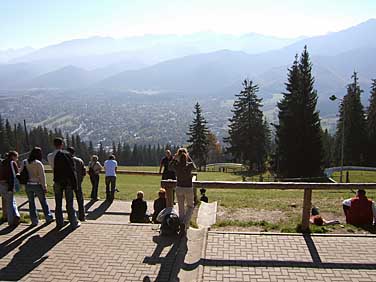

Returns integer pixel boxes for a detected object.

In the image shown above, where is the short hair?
[7,151,18,159]
[158,188,166,197]
[28,147,42,162]
[109,155,115,160]
[137,191,144,198]
[357,189,366,196]
[67,147,75,155]
[53,137,64,147]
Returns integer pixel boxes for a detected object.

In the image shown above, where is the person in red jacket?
[343,189,376,225]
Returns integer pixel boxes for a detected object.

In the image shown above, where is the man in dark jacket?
[47,138,79,229]
[68,147,86,221]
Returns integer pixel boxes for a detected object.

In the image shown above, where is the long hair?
[28,147,43,163]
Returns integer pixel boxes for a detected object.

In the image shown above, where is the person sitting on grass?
[130,191,150,223]
[152,188,167,223]
[310,207,339,226]
[343,189,376,225]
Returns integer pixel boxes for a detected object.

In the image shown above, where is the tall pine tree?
[187,102,209,170]
[225,80,269,172]
[335,72,367,166]
[276,47,323,178]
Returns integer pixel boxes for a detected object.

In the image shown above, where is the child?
[130,191,150,223]
[152,188,167,223]
[310,207,340,226]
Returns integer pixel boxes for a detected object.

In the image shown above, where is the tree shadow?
[143,235,188,282]
[0,226,75,281]
[85,200,112,220]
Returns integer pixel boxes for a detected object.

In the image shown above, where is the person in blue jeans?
[21,147,54,226]
[0,151,21,226]
[48,138,80,230]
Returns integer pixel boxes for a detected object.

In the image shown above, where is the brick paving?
[0,223,177,282]
[2,198,376,281]
[202,232,376,282]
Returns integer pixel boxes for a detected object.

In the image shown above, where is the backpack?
[160,213,180,236]
[18,160,29,185]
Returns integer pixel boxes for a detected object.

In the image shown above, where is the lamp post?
[329,95,345,183]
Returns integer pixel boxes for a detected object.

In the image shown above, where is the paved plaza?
[1,198,376,281]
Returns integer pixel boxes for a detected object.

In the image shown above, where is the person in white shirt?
[22,147,54,226]
[104,155,118,201]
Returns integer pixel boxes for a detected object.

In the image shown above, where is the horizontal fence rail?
[162,180,376,190]
[44,169,198,176]
[161,179,376,232]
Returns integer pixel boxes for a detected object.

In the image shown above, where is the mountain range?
[1,19,376,113]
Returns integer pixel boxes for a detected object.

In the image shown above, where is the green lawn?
[13,168,376,233]
[332,170,376,183]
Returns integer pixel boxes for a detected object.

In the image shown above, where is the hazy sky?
[1,0,375,49]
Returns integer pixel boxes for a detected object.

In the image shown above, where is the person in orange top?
[343,189,376,225]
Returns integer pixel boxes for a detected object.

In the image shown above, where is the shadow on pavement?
[86,200,112,220]
[143,235,188,282]
[0,225,76,281]
[0,224,49,259]
[182,234,376,271]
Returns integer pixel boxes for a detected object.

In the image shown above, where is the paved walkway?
[1,198,376,281]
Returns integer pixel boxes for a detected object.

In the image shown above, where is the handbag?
[18,160,29,185]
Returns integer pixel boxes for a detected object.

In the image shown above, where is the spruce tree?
[225,80,269,172]
[187,102,209,170]
[335,72,367,166]
[367,79,376,166]
[276,47,323,178]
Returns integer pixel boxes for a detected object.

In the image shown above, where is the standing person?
[88,155,102,201]
[0,151,21,226]
[169,148,196,235]
[47,138,80,230]
[22,147,54,226]
[104,155,118,201]
[67,147,86,221]
[159,150,176,180]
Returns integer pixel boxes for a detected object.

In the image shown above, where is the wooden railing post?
[301,188,312,232]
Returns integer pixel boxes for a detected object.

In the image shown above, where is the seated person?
[152,188,167,223]
[130,191,150,223]
[310,207,339,226]
[343,189,376,225]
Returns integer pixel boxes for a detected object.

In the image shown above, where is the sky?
[1,0,375,49]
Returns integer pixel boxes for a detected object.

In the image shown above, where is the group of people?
[0,140,197,235]
[0,137,121,229]
[130,147,197,236]
[87,154,119,202]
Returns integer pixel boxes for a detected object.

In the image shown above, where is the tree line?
[186,46,376,177]
[0,120,183,166]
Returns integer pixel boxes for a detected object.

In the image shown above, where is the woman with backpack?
[0,151,21,226]
[88,155,102,201]
[169,148,196,236]
[21,147,54,226]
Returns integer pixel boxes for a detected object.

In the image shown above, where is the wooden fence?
[161,180,376,232]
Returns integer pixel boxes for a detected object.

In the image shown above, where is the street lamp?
[329,95,345,183]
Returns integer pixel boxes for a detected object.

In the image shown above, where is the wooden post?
[301,188,312,232]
